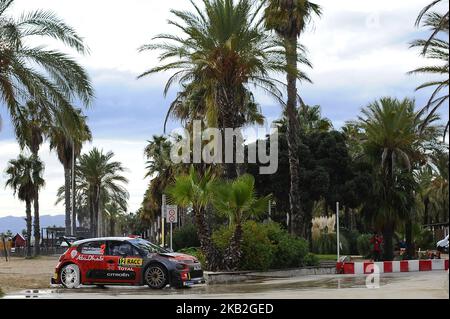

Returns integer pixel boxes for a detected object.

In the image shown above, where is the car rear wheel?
[144,265,168,289]
[60,264,81,289]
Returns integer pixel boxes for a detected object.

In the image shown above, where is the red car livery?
[51,237,204,289]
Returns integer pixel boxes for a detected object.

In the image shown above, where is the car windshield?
[129,238,169,254]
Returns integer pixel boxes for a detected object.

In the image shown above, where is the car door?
[75,240,107,284]
[104,241,144,284]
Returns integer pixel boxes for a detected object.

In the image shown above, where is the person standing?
[370,232,382,261]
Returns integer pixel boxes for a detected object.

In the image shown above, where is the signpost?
[166,205,178,251]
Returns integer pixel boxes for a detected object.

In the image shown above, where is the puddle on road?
[5,274,394,298]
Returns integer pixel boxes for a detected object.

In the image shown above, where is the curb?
[336,259,449,274]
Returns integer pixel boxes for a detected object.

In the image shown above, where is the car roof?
[73,237,135,246]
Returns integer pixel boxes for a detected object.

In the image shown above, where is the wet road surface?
[4,271,448,299]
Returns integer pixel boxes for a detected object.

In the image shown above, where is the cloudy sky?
[0,0,448,218]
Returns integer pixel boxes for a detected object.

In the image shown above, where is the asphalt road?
[3,270,449,299]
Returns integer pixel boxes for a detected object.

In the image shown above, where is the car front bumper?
[170,267,205,287]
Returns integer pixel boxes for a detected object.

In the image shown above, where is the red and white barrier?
[336,259,449,274]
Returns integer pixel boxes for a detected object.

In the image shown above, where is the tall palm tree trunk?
[25,200,32,258]
[33,190,40,256]
[225,222,243,271]
[382,222,394,261]
[284,35,302,236]
[110,219,116,236]
[423,198,429,224]
[64,166,71,236]
[97,188,102,237]
[31,148,41,256]
[71,163,77,236]
[89,192,96,237]
[194,207,221,271]
[219,88,239,180]
[92,186,101,237]
[405,219,414,259]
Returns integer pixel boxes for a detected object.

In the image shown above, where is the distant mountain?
[0,215,65,235]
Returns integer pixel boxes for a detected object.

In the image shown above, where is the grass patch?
[0,287,4,298]
[315,254,338,261]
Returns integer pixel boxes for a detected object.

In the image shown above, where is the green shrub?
[173,223,200,251]
[211,226,233,251]
[265,222,309,268]
[177,247,206,266]
[356,234,373,258]
[312,233,349,255]
[0,287,3,298]
[213,221,274,271]
[212,221,315,271]
[303,253,320,266]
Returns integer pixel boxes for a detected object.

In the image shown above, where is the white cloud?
[8,0,436,92]
[0,139,149,217]
[8,0,193,74]
[301,0,430,91]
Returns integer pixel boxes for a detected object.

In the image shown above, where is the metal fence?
[0,246,67,258]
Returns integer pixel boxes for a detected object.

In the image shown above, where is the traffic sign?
[166,205,178,224]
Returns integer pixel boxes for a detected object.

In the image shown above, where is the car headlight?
[173,260,190,269]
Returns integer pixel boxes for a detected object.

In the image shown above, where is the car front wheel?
[60,264,81,289]
[144,265,168,289]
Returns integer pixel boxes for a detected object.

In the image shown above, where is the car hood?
[157,252,198,262]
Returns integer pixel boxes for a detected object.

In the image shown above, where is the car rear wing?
[59,237,73,247]
[59,236,84,247]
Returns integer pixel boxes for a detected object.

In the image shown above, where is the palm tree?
[414,0,449,54]
[275,104,333,134]
[424,151,449,223]
[341,122,365,160]
[263,0,321,236]
[144,135,175,179]
[359,97,441,260]
[166,166,221,270]
[298,104,333,134]
[49,108,91,235]
[410,1,449,134]
[142,135,182,224]
[5,154,44,257]
[56,172,129,238]
[0,0,93,130]
[139,0,310,179]
[415,167,435,226]
[212,174,271,270]
[161,84,265,135]
[76,148,129,237]
[13,101,51,255]
[104,202,126,236]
